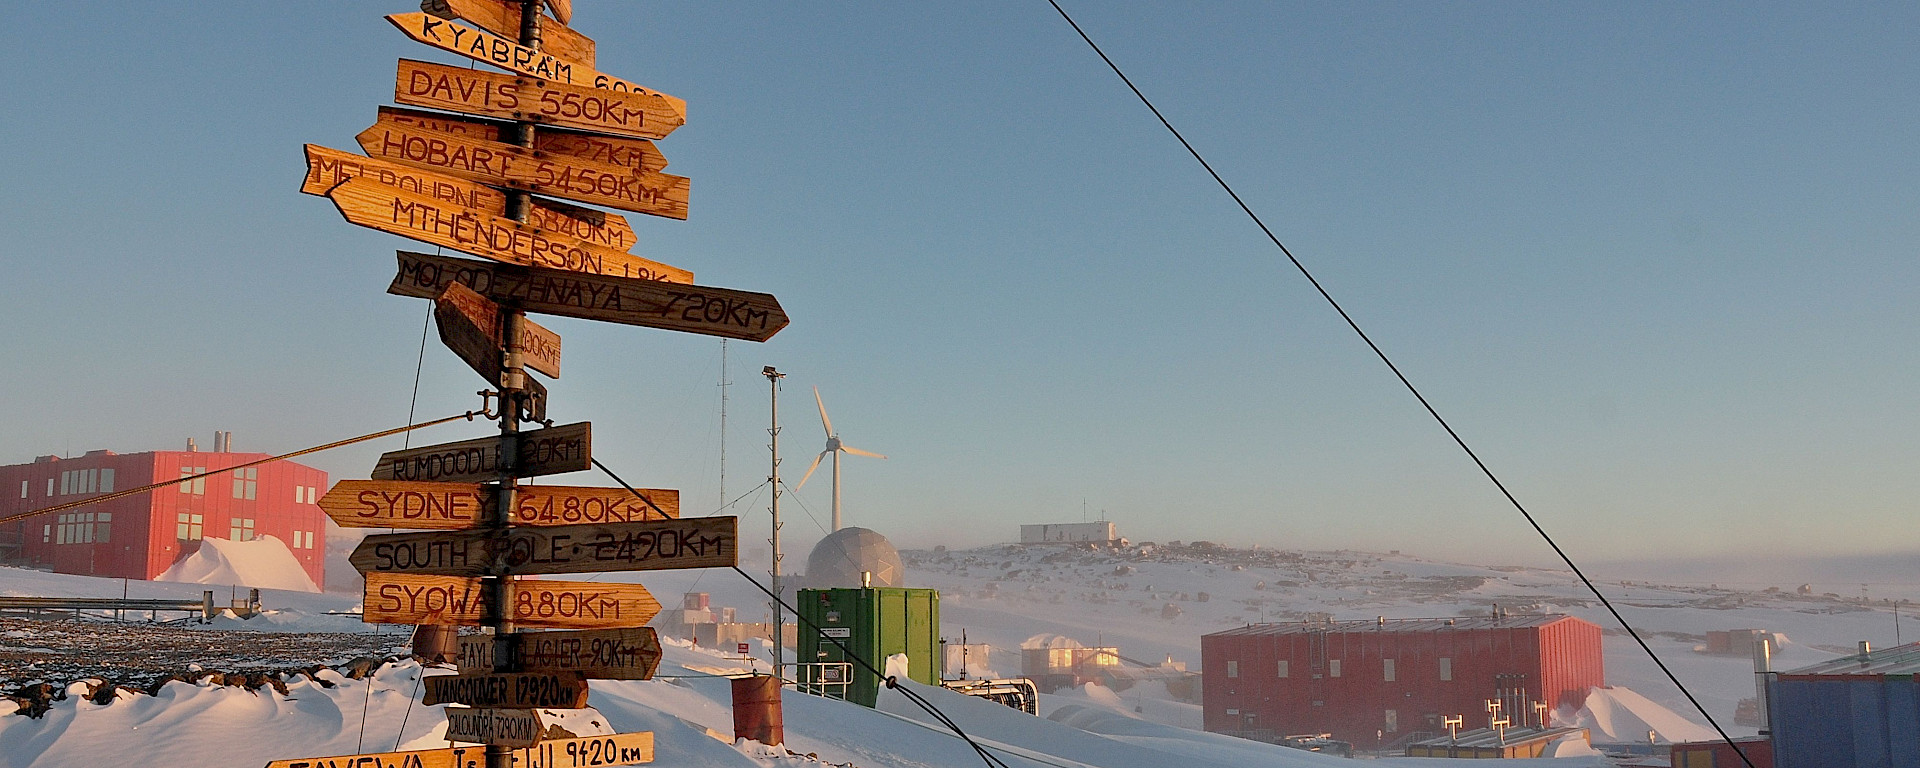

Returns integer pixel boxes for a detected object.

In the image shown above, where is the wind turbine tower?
[797,386,887,531]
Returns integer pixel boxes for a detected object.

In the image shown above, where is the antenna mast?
[763,366,786,680]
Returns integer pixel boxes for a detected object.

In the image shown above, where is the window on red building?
[232,468,257,500]
[229,518,255,541]
[179,467,206,495]
[1439,657,1452,681]
[177,512,203,540]
[1277,660,1289,678]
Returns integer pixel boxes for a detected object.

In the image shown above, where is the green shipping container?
[796,587,940,707]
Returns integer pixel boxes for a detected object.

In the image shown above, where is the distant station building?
[1019,522,1120,545]
[1202,613,1604,749]
[0,434,329,586]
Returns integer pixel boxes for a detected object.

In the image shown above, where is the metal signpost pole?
[484,6,543,768]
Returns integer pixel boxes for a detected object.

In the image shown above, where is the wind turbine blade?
[840,445,888,460]
[814,386,834,436]
[796,450,829,490]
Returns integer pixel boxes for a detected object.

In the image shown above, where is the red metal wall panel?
[1203,617,1606,746]
[0,450,326,588]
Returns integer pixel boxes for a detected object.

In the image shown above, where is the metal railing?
[0,589,260,622]
[790,662,853,701]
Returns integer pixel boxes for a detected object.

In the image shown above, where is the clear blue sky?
[4,2,1916,566]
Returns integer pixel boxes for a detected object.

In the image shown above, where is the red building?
[0,444,328,587]
[1202,614,1604,748]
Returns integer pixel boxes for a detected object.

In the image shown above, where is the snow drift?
[1560,686,1716,744]
[156,536,320,593]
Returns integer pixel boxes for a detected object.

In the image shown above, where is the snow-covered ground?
[3,541,1913,767]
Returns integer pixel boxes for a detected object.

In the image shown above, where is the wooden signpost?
[515,732,652,768]
[321,481,679,530]
[370,421,591,483]
[264,746,487,768]
[379,106,669,176]
[391,251,790,342]
[518,732,653,768]
[362,573,662,628]
[349,516,738,577]
[424,671,591,708]
[395,58,681,140]
[435,281,564,380]
[304,143,638,251]
[328,176,692,281]
[265,732,652,768]
[281,3,787,766]
[459,627,662,680]
[354,120,691,220]
[422,0,596,67]
[445,708,545,748]
[384,12,686,115]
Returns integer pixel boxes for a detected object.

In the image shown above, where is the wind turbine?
[796,387,887,531]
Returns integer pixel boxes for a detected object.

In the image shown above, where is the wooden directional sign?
[303,143,505,210]
[321,480,484,529]
[370,421,591,483]
[545,0,573,25]
[263,732,651,768]
[363,573,661,628]
[391,251,790,342]
[423,671,590,708]
[460,627,662,680]
[328,176,691,281]
[321,481,679,530]
[385,13,686,117]
[396,58,680,140]
[445,707,544,747]
[355,120,690,220]
[515,485,679,525]
[517,732,653,768]
[351,516,736,577]
[511,314,564,379]
[381,105,668,176]
[434,281,563,380]
[422,0,595,67]
[304,143,637,251]
[263,745,487,768]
